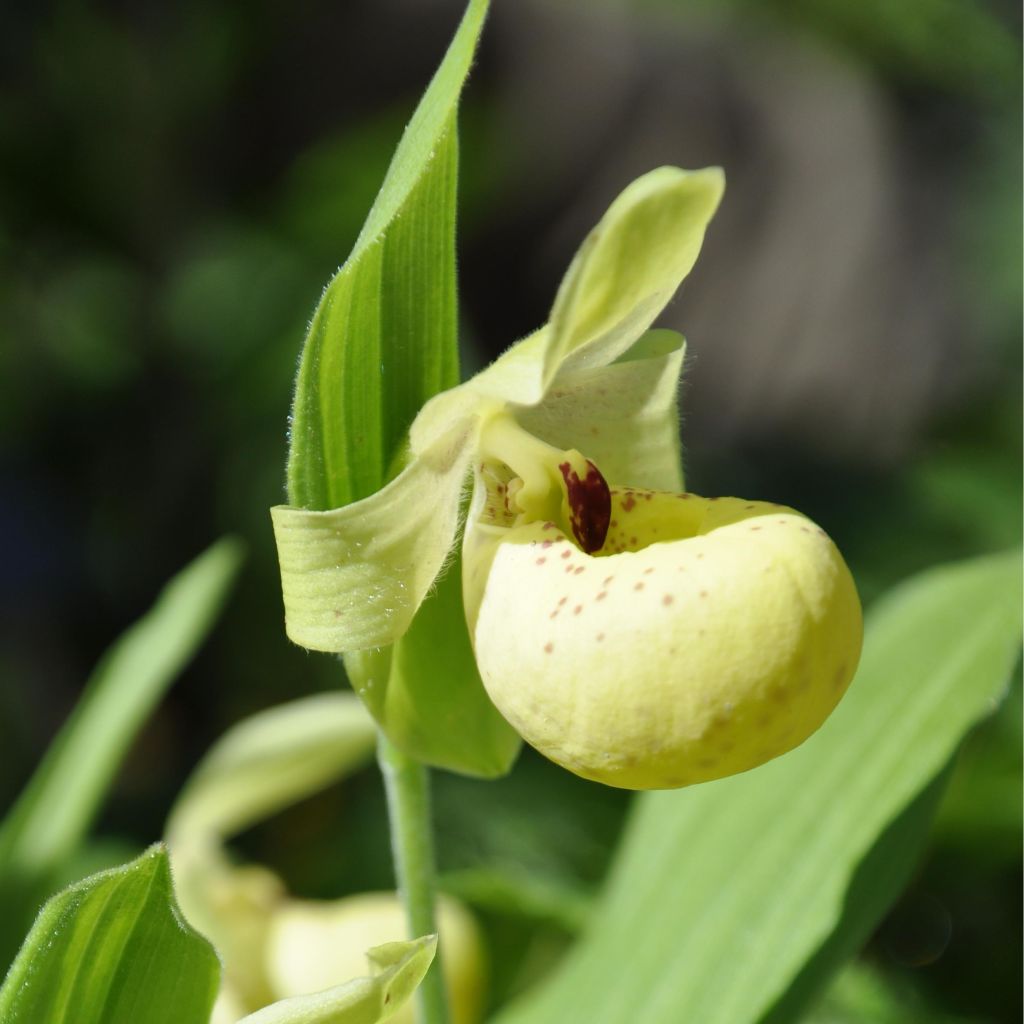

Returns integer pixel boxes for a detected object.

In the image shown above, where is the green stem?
[377,732,450,1024]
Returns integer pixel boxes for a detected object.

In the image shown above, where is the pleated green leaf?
[237,937,436,1024]
[0,538,242,963]
[495,550,1022,1024]
[286,0,488,511]
[0,846,220,1024]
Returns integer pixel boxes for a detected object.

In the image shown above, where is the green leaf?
[345,561,520,778]
[494,550,1022,1024]
[0,539,242,958]
[286,0,488,511]
[237,937,436,1024]
[167,692,377,843]
[0,846,220,1024]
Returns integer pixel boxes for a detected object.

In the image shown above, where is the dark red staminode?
[559,459,611,553]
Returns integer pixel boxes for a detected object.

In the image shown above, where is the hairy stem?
[377,733,450,1024]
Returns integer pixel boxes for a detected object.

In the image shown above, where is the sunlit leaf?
[495,550,1022,1024]
[286,0,488,511]
[0,846,219,1024]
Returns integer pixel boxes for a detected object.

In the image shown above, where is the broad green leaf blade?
[515,329,686,492]
[761,764,952,1024]
[543,166,722,390]
[0,846,220,1024]
[345,562,520,778]
[167,693,377,843]
[287,0,488,510]
[0,540,242,927]
[272,421,474,652]
[495,550,1022,1024]
[237,937,436,1024]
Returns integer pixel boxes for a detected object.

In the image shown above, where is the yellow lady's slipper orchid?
[273,164,863,788]
[462,424,862,789]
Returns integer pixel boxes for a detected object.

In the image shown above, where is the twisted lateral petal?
[465,490,862,790]
[272,419,475,652]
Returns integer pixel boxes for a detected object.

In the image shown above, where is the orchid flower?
[165,694,485,1024]
[271,165,863,789]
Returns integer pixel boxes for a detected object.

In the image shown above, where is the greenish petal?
[543,166,723,387]
[271,421,475,653]
[237,936,437,1024]
[515,329,686,492]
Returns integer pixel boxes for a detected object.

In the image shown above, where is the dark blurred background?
[0,0,1020,1020]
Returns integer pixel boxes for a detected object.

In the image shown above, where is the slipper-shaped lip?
[465,488,863,790]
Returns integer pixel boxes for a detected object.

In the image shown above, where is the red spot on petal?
[544,642,554,654]
[643,567,654,575]
[596,591,607,601]
[634,582,645,591]
[573,566,585,575]
[622,494,637,512]
[573,605,583,615]
[561,549,571,559]
[750,526,762,531]
[662,594,674,606]
[559,459,611,553]
[558,596,568,606]
[595,632,605,642]
[603,576,614,585]
[536,557,547,565]
[541,539,553,549]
